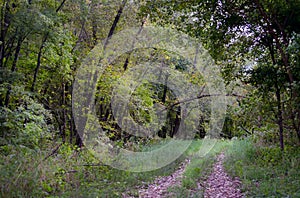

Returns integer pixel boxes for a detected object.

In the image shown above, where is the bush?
[0,95,53,150]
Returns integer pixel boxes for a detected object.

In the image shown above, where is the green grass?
[3,138,298,197]
[224,138,300,197]
[167,139,231,197]
[0,138,230,197]
[0,140,193,197]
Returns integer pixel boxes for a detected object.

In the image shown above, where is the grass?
[167,139,231,197]
[2,137,298,197]
[223,138,300,197]
[0,139,195,197]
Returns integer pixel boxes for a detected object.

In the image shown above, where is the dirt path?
[204,152,244,198]
[124,152,244,198]
[138,159,190,198]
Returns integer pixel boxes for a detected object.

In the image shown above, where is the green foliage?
[224,138,300,197]
[0,139,187,197]
[165,140,231,196]
[1,0,300,196]
[0,92,53,150]
[141,0,300,150]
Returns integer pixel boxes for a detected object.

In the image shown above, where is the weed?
[224,138,300,197]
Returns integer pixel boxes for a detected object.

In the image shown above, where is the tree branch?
[158,93,246,114]
[56,0,67,13]
[103,0,127,49]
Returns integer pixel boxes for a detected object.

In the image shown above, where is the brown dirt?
[124,152,244,198]
[204,152,244,198]
[129,159,190,198]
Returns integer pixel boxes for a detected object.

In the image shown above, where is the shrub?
[0,95,53,150]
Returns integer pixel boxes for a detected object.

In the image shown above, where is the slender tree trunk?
[69,112,73,144]
[0,1,11,106]
[31,0,67,92]
[75,0,128,147]
[275,81,284,150]
[3,36,15,68]
[0,0,10,68]
[292,112,300,143]
[11,38,22,72]
[61,82,66,143]
[296,128,300,143]
[162,75,169,103]
[70,81,82,146]
[75,127,83,147]
[123,18,146,71]
[91,0,99,46]
[4,37,22,106]
[268,40,285,150]
[55,0,67,12]
[172,113,180,137]
[103,0,127,49]
[31,35,47,92]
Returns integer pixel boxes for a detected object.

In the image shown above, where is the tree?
[140,0,300,149]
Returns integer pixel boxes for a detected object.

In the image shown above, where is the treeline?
[1,0,300,151]
[0,0,142,148]
[141,0,300,149]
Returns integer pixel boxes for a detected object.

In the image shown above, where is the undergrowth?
[0,139,191,197]
[3,137,298,197]
[224,138,300,197]
[167,139,231,197]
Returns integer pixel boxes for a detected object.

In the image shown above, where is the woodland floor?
[126,153,245,198]
[138,159,190,198]
[204,153,244,198]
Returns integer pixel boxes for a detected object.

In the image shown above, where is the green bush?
[0,96,53,150]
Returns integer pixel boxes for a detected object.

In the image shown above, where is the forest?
[0,0,299,197]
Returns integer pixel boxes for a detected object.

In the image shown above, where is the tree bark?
[4,37,22,106]
[275,82,284,151]
[31,0,67,92]
[0,0,10,68]
[61,82,66,143]
[123,18,146,71]
[103,0,127,49]
[31,34,47,92]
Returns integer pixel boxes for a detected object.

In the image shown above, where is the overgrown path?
[204,153,244,198]
[128,152,245,198]
[138,159,190,197]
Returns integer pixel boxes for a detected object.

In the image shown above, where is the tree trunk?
[31,0,67,92]
[162,75,169,103]
[0,1,10,68]
[4,37,22,106]
[267,37,285,150]
[61,82,66,143]
[123,19,146,71]
[69,113,73,144]
[74,0,128,147]
[275,81,284,151]
[103,0,127,49]
[31,35,47,92]
[91,0,99,46]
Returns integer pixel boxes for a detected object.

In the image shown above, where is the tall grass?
[0,140,189,197]
[167,139,231,197]
[224,138,300,197]
[5,138,298,197]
